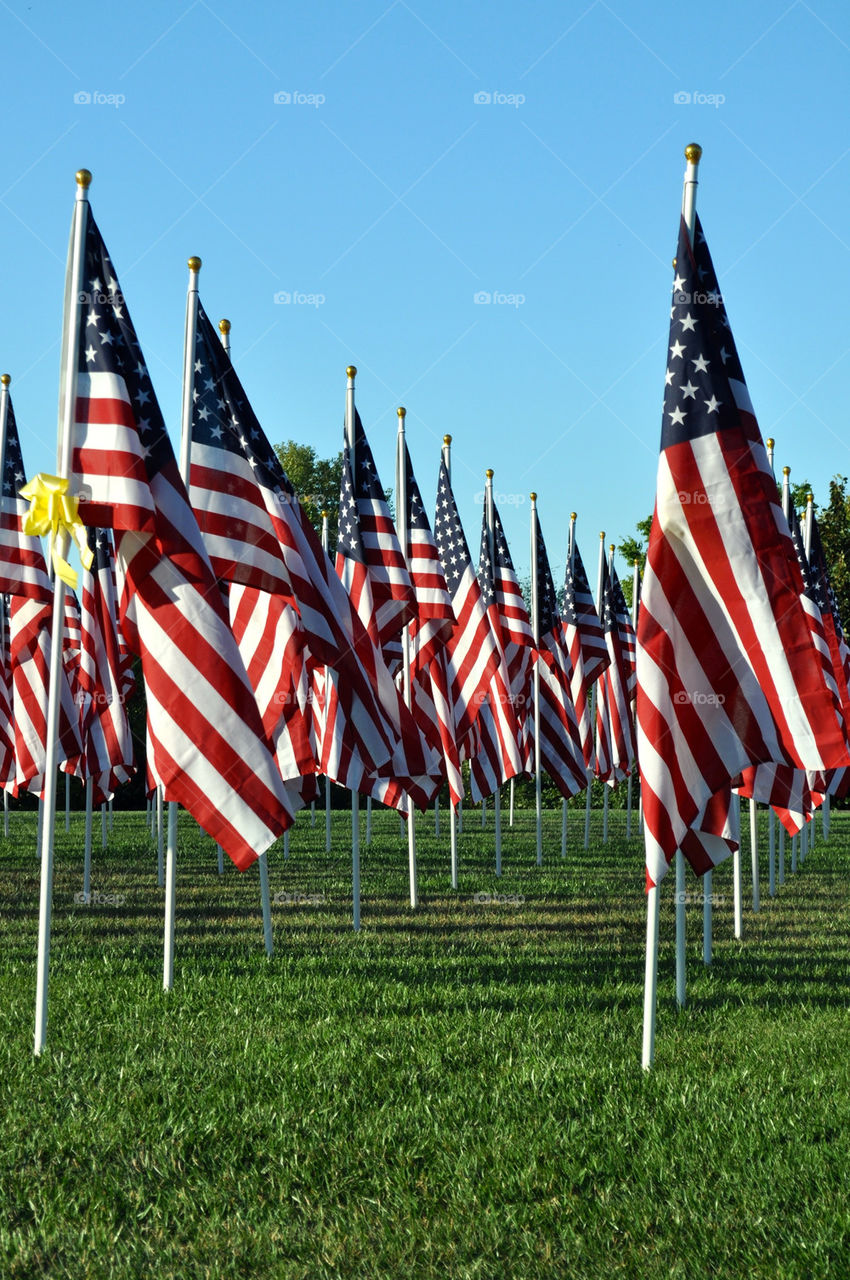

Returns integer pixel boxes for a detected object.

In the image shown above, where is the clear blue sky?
[2,0,850,584]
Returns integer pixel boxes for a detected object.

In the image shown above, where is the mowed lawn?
[1,801,849,1279]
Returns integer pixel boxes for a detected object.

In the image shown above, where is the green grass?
[1,802,849,1279]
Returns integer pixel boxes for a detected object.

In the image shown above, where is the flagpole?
[764,436,778,893]
[584,531,605,849]
[346,367,361,930]
[34,168,90,1055]
[803,490,816,864]
[484,468,502,876]
[0,384,13,844]
[602,544,615,845]
[65,772,70,832]
[218,318,231,355]
[83,778,93,901]
[321,510,332,855]
[530,493,543,867]
[443,433,459,890]
[781,464,798,879]
[156,786,164,887]
[642,141,702,1069]
[396,407,418,908]
[564,511,578,858]
[101,800,107,849]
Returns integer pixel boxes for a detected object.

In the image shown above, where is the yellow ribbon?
[19,474,94,591]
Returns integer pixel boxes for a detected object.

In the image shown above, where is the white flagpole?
[101,801,107,849]
[0,389,14,845]
[34,167,90,1054]
[365,796,372,844]
[156,785,164,887]
[509,778,514,827]
[321,510,332,855]
[218,317,231,355]
[803,491,816,868]
[396,406,418,908]
[434,795,440,835]
[642,141,702,1069]
[733,795,743,938]
[768,806,776,897]
[346,367,361,929]
[530,492,543,867]
[65,771,70,832]
[564,512,578,858]
[443,433,459,890]
[484,468,502,876]
[83,777,93,902]
[779,821,786,884]
[3,790,7,837]
[749,798,760,912]
[602,544,617,845]
[584,531,605,849]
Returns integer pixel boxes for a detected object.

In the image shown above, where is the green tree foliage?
[618,515,652,609]
[273,440,343,547]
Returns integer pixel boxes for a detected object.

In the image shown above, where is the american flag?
[636,213,850,889]
[350,409,416,657]
[531,507,587,800]
[594,557,636,785]
[187,302,424,804]
[333,439,439,809]
[468,503,526,801]
[0,600,15,789]
[67,207,293,867]
[808,513,850,747]
[559,536,609,770]
[433,459,499,758]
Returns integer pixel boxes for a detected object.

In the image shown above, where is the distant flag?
[559,535,609,770]
[531,507,587,800]
[594,557,636,785]
[636,212,850,890]
[67,205,293,867]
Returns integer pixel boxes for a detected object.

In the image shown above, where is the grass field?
[1,801,849,1279]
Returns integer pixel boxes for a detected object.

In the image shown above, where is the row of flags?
[2,179,644,887]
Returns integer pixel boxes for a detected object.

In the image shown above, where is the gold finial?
[0,375,9,387]
[634,558,640,566]
[766,437,774,448]
[485,468,494,478]
[187,256,201,272]
[570,511,577,520]
[806,491,813,503]
[321,509,329,519]
[599,531,605,540]
[397,406,406,418]
[672,258,677,268]
[530,491,537,501]
[684,143,703,164]
[443,434,452,445]
[346,365,357,379]
[610,543,615,553]
[76,168,92,189]
[218,319,231,335]
[783,466,791,476]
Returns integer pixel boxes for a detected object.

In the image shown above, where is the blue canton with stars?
[559,542,591,628]
[3,400,27,499]
[534,511,559,636]
[434,460,473,594]
[476,516,495,609]
[662,212,748,452]
[404,443,432,538]
[337,440,366,565]
[191,303,296,501]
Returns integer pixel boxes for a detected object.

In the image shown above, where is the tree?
[618,515,652,609]
[273,440,343,547]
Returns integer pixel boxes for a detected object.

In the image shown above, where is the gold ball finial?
[218,318,231,335]
[783,466,791,476]
[806,491,813,503]
[187,256,201,272]
[397,406,406,418]
[321,509,329,519]
[610,543,615,552]
[75,168,92,189]
[570,511,577,520]
[443,434,452,445]
[485,468,494,479]
[0,375,9,387]
[599,531,606,540]
[530,491,537,501]
[684,143,703,164]
[766,437,775,448]
[346,365,357,379]
[634,558,640,566]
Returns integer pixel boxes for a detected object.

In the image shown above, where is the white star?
[665,368,674,386]
[704,395,721,414]
[672,273,686,295]
[85,344,96,364]
[670,339,686,360]
[668,406,687,426]
[86,309,100,327]
[692,354,709,374]
[679,312,697,332]
[680,380,698,400]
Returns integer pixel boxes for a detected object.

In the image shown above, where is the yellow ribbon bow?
[19,474,94,591]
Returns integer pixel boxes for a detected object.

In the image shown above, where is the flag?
[636,212,850,889]
[559,536,609,770]
[594,557,636,785]
[67,206,293,867]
